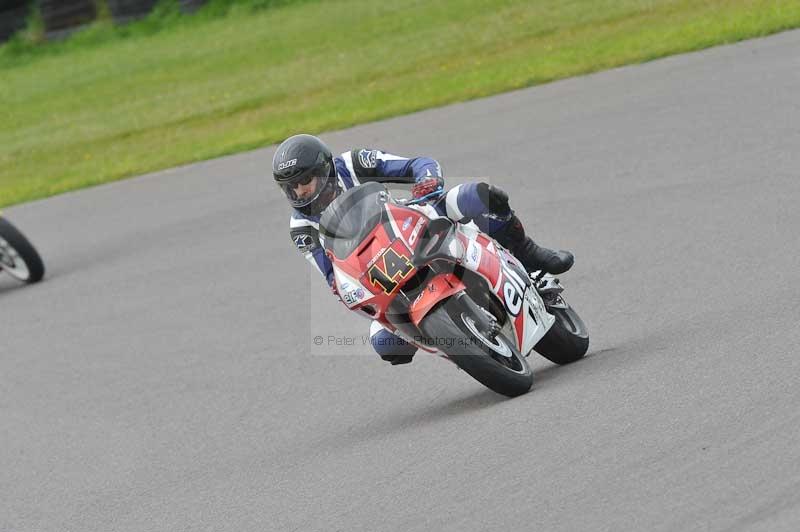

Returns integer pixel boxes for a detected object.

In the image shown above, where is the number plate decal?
[364,239,415,295]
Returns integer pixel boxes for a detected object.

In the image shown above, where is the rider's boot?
[491,215,574,275]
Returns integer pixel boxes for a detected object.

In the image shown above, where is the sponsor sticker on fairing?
[343,287,366,306]
[408,218,425,245]
[464,239,482,269]
[366,246,387,269]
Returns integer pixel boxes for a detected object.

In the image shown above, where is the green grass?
[2,0,800,207]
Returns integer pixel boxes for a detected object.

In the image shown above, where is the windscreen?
[319,182,388,259]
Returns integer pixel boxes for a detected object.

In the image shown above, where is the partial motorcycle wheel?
[0,217,45,283]
[534,302,589,365]
[420,292,533,397]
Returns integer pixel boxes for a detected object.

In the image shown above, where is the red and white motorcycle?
[319,182,588,397]
[0,215,45,284]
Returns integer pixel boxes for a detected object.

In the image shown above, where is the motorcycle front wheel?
[420,292,533,397]
[0,217,45,283]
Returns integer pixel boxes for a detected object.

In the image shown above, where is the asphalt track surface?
[3,30,800,532]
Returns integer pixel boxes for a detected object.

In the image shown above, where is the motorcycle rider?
[275,134,574,365]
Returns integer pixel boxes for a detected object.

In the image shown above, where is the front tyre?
[420,293,533,397]
[534,302,589,365]
[0,217,45,283]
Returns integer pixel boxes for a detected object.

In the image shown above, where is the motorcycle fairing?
[453,224,554,355]
[408,272,466,326]
[322,185,553,356]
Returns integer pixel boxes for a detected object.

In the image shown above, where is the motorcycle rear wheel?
[0,217,45,283]
[420,293,533,397]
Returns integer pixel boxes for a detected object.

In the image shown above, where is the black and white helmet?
[273,134,340,217]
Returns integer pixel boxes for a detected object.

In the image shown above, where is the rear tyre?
[0,217,45,283]
[534,303,589,365]
[420,293,533,397]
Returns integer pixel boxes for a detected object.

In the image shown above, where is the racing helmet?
[273,134,340,216]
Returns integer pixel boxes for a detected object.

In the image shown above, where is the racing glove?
[411,176,444,200]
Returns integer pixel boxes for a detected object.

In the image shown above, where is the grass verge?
[2,0,799,207]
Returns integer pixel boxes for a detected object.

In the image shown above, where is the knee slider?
[370,330,417,360]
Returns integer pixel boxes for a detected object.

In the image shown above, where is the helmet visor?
[280,172,333,209]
